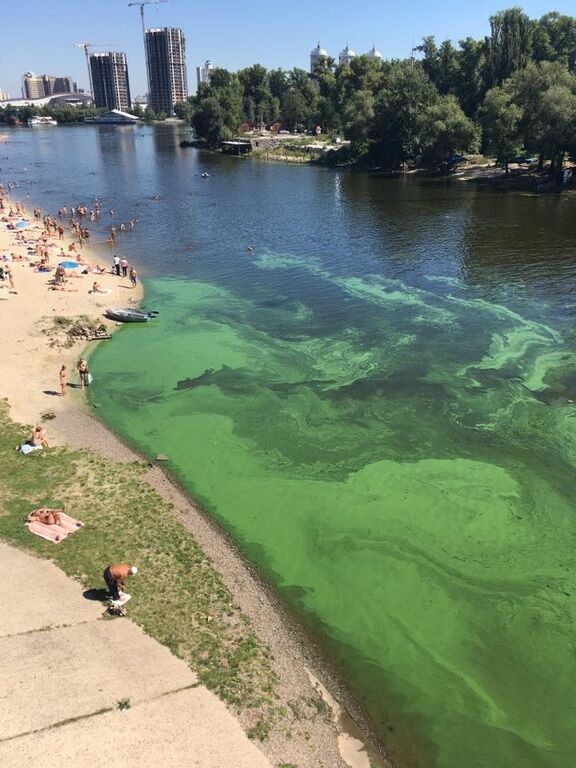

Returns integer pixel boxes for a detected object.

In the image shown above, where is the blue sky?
[1,1,575,98]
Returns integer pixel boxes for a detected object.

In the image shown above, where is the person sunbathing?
[18,425,49,454]
[30,425,49,448]
[27,507,63,525]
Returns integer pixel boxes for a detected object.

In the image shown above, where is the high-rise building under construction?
[90,52,132,111]
[145,27,187,114]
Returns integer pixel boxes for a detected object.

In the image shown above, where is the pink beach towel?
[26,512,84,544]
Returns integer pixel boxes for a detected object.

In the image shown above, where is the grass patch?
[247,718,272,741]
[0,401,279,729]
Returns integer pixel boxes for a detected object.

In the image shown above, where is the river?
[3,124,576,768]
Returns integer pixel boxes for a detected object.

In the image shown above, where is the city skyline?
[2,0,576,98]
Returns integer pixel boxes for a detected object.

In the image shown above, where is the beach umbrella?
[59,260,80,269]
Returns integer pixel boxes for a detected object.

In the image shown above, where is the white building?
[367,45,382,61]
[310,43,329,73]
[196,60,213,90]
[339,45,356,66]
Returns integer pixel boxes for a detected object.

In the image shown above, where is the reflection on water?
[4,126,576,768]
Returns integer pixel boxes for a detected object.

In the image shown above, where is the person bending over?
[103,563,138,601]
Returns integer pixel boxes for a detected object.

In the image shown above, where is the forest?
[184,7,576,170]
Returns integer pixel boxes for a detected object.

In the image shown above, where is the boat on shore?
[27,116,58,127]
[105,307,158,323]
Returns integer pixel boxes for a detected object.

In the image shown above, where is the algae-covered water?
[90,265,576,767]
[5,126,576,767]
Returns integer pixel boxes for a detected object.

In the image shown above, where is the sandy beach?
[0,191,383,768]
[0,202,144,432]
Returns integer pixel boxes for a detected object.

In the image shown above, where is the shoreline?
[0,190,389,767]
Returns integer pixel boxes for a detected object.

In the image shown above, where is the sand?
[0,197,382,768]
[0,208,143,429]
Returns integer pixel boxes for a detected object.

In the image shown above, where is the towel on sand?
[26,512,84,543]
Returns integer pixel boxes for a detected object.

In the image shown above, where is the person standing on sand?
[129,266,138,288]
[103,563,137,601]
[113,254,120,276]
[5,265,16,292]
[121,256,128,277]
[59,364,68,396]
[77,358,90,389]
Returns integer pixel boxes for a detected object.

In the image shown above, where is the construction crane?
[128,1,169,99]
[74,42,115,96]
[128,0,169,38]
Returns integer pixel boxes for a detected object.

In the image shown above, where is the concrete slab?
[0,618,197,739]
[0,542,101,635]
[0,686,271,767]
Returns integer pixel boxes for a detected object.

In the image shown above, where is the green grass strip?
[0,401,278,720]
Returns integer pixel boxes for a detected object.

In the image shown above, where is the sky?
[1,0,575,98]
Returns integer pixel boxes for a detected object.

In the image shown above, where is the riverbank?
[0,198,383,767]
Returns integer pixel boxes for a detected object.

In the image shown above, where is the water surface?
[4,125,576,768]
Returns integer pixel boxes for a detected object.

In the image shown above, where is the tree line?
[184,7,576,170]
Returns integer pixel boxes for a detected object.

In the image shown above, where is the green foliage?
[487,7,534,86]
[504,60,576,166]
[421,95,480,165]
[0,103,103,125]
[481,86,523,170]
[247,718,272,741]
[186,7,576,169]
[174,100,193,122]
[372,61,438,167]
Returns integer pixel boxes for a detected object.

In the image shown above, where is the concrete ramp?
[0,542,271,767]
[0,687,271,768]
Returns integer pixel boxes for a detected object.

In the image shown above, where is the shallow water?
[4,125,576,767]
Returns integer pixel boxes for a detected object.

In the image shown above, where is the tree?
[480,86,522,172]
[191,68,244,141]
[455,37,487,117]
[487,7,533,86]
[534,13,576,71]
[420,95,480,166]
[192,96,226,147]
[532,84,576,168]
[507,60,576,162]
[416,37,441,84]
[372,61,438,167]
[174,100,193,123]
[342,90,375,150]
[281,89,310,132]
[337,55,385,105]
[281,69,318,131]
[238,64,271,125]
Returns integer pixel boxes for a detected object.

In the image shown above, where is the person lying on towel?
[103,563,138,601]
[27,508,63,525]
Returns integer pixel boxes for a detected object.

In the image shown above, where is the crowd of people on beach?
[0,180,140,295]
[1,178,143,614]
